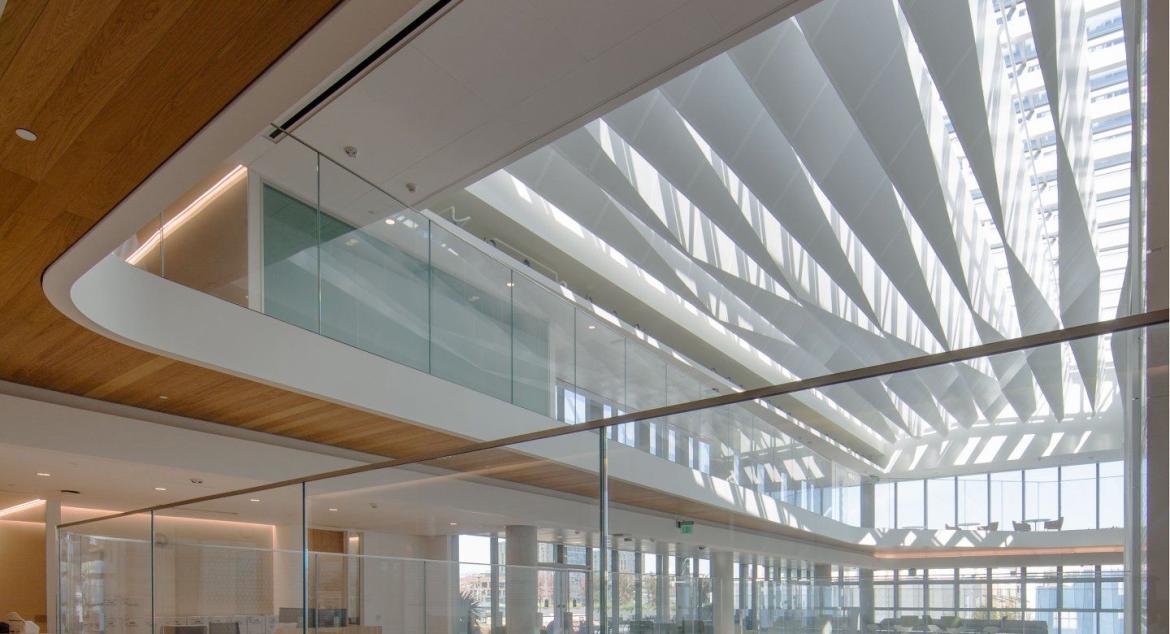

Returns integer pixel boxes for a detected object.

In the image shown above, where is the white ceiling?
[290,0,813,206]
[0,390,357,519]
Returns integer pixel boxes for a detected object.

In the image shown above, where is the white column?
[272,524,303,615]
[424,536,458,634]
[45,499,61,634]
[674,553,691,623]
[711,551,733,634]
[1140,0,1168,629]
[506,525,538,634]
[655,544,670,628]
[859,482,875,628]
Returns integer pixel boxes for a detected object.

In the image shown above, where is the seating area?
[874,616,1048,634]
[943,518,1065,533]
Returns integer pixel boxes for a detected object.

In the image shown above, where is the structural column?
[812,564,832,613]
[585,548,594,634]
[552,544,570,634]
[858,481,875,628]
[423,535,458,634]
[676,435,691,469]
[490,536,501,633]
[675,552,691,622]
[750,558,760,628]
[738,562,749,628]
[636,422,653,454]
[1144,0,1170,607]
[633,546,643,621]
[655,544,670,627]
[655,424,670,460]
[506,525,539,634]
[711,551,734,634]
[610,547,619,630]
[45,498,61,634]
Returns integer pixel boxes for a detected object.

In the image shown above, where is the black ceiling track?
[269,0,457,139]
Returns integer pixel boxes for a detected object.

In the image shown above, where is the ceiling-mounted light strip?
[127,165,247,265]
[0,498,45,518]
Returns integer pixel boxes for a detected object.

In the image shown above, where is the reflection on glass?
[1060,463,1097,530]
[512,276,574,416]
[958,474,988,528]
[1098,461,1124,528]
[430,224,514,400]
[896,480,924,529]
[927,477,955,529]
[59,515,152,634]
[991,471,1023,528]
[319,157,428,372]
[153,486,305,630]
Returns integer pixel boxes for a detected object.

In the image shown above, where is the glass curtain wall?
[873,566,1125,634]
[870,464,1125,531]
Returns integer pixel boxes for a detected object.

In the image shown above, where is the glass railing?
[115,128,737,421]
[111,125,868,516]
[60,528,875,634]
[58,331,1152,634]
[58,525,1125,634]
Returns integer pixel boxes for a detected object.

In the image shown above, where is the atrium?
[0,1,1164,634]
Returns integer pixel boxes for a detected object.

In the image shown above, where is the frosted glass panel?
[263,183,320,333]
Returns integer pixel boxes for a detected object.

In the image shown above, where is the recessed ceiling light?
[587,325,596,330]
[249,498,260,503]
[449,522,458,526]
[384,218,396,225]
[15,128,37,142]
[328,508,338,512]
[36,472,50,477]
[506,281,515,288]
[155,487,167,492]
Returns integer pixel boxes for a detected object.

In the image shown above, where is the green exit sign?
[677,520,694,534]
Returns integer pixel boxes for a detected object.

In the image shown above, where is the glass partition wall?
[59,323,1162,634]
